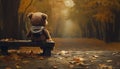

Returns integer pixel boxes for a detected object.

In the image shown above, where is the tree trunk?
[114,12,120,42]
[1,0,20,39]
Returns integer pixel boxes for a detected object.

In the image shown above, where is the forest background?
[0,0,120,42]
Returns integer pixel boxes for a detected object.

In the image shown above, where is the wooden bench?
[0,40,55,56]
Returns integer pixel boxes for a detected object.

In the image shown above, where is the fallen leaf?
[91,57,96,60]
[69,64,74,68]
[69,61,76,64]
[22,60,30,64]
[106,60,112,63]
[60,50,68,55]
[93,55,99,58]
[58,57,63,59]
[53,65,58,69]
[73,57,84,63]
[99,64,112,69]
[16,65,21,69]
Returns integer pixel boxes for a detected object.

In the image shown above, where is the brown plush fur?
[27,12,52,42]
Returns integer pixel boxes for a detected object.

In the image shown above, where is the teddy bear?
[27,12,54,56]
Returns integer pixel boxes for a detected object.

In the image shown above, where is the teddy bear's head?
[28,12,48,26]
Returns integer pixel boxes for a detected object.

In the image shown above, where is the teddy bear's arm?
[43,29,52,39]
[42,29,54,42]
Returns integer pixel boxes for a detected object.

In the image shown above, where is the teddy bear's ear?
[41,13,48,20]
[27,12,33,19]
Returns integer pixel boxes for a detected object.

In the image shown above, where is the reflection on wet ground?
[0,51,120,69]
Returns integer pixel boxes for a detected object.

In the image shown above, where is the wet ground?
[0,51,120,69]
[0,38,120,69]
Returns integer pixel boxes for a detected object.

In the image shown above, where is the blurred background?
[0,0,120,42]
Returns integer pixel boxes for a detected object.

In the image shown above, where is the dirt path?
[0,38,120,69]
[53,38,120,51]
